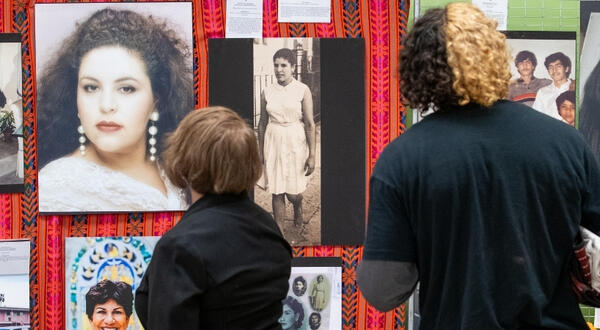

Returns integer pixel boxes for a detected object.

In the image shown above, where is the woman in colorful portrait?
[258,47,316,227]
[37,7,193,212]
[86,280,134,330]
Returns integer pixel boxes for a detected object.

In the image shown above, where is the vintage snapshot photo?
[0,239,30,329]
[580,1,600,163]
[503,31,577,126]
[0,33,24,193]
[209,38,365,247]
[253,38,322,246]
[65,236,159,330]
[35,3,194,214]
[282,258,342,330]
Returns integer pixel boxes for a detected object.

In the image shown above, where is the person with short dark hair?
[532,51,575,120]
[292,276,307,296]
[308,312,321,330]
[507,50,551,106]
[357,3,600,329]
[85,280,133,330]
[135,106,292,329]
[555,90,576,126]
[258,47,316,228]
[278,296,304,330]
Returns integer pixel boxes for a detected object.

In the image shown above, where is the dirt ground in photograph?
[254,125,321,246]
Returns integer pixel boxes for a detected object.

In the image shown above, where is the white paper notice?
[473,0,508,30]
[226,0,262,38]
[278,0,331,23]
[0,239,29,276]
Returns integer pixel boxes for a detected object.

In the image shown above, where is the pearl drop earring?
[148,111,159,161]
[78,125,86,156]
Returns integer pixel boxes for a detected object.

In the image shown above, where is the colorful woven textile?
[0,0,410,328]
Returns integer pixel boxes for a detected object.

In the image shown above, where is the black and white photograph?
[281,258,342,330]
[209,38,365,247]
[580,1,600,163]
[34,3,194,214]
[254,38,321,246]
[0,239,30,329]
[504,31,577,126]
[0,33,24,193]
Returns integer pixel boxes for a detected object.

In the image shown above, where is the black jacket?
[135,193,292,329]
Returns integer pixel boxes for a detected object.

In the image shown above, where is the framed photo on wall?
[209,38,365,247]
[580,1,600,163]
[64,236,160,330]
[283,257,342,330]
[503,31,577,127]
[35,3,194,214]
[0,33,24,193]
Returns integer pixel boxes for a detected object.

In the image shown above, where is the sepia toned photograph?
[209,38,365,247]
[283,258,341,330]
[580,1,600,163]
[65,236,160,330]
[0,33,24,193]
[35,3,194,214]
[253,38,322,246]
[503,31,577,126]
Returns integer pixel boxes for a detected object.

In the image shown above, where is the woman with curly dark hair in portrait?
[358,3,600,329]
[580,59,600,163]
[37,7,193,212]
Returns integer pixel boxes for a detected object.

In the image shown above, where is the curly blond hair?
[444,3,511,107]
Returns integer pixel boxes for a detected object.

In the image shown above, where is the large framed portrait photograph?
[65,236,160,330]
[580,1,600,163]
[503,31,577,126]
[209,38,365,247]
[283,258,342,330]
[0,33,24,193]
[34,3,194,214]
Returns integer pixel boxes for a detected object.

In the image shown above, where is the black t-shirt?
[135,193,292,329]
[364,101,600,329]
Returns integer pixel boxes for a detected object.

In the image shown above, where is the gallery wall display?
[580,1,600,163]
[284,257,342,330]
[209,38,365,247]
[34,2,194,214]
[0,33,24,193]
[1,0,412,328]
[65,236,159,330]
[0,239,30,328]
[503,31,577,126]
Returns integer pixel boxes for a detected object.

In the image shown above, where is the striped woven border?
[0,0,410,328]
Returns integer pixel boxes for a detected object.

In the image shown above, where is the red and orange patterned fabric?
[0,0,410,328]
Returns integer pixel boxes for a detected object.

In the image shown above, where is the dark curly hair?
[85,280,133,320]
[544,52,572,78]
[399,8,456,112]
[273,48,296,66]
[37,8,193,168]
[580,59,600,162]
[282,295,304,329]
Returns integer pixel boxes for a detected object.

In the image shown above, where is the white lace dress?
[38,157,187,213]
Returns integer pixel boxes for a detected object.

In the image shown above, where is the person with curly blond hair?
[357,3,600,329]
